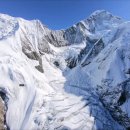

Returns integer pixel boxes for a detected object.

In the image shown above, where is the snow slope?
[0,10,130,130]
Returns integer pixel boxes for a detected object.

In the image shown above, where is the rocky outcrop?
[80,37,104,66]
[65,56,77,69]
[97,79,130,129]
[0,97,6,130]
[35,57,44,73]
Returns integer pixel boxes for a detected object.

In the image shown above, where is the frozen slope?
[0,10,130,130]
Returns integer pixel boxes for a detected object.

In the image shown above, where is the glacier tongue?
[0,11,130,130]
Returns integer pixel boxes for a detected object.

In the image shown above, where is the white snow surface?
[0,10,130,130]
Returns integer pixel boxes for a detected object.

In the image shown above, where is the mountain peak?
[87,10,123,22]
[90,10,110,16]
[89,10,121,19]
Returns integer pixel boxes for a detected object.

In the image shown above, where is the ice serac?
[0,10,130,130]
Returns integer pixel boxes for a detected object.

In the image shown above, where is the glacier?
[0,10,130,130]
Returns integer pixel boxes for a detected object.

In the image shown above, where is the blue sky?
[0,0,130,30]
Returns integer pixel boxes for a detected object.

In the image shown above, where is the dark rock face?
[118,91,127,106]
[97,79,130,129]
[23,50,40,61]
[127,127,130,130]
[65,57,77,69]
[53,61,60,67]
[35,57,44,73]
[38,39,51,54]
[22,45,44,73]
[35,65,44,73]
[80,38,104,66]
[0,97,6,130]
[64,25,85,44]
[45,31,68,47]
[0,89,9,130]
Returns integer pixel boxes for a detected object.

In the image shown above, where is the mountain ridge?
[0,10,130,130]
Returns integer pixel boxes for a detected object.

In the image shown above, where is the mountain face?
[0,10,130,130]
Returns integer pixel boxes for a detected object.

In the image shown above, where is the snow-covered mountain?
[0,10,130,130]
